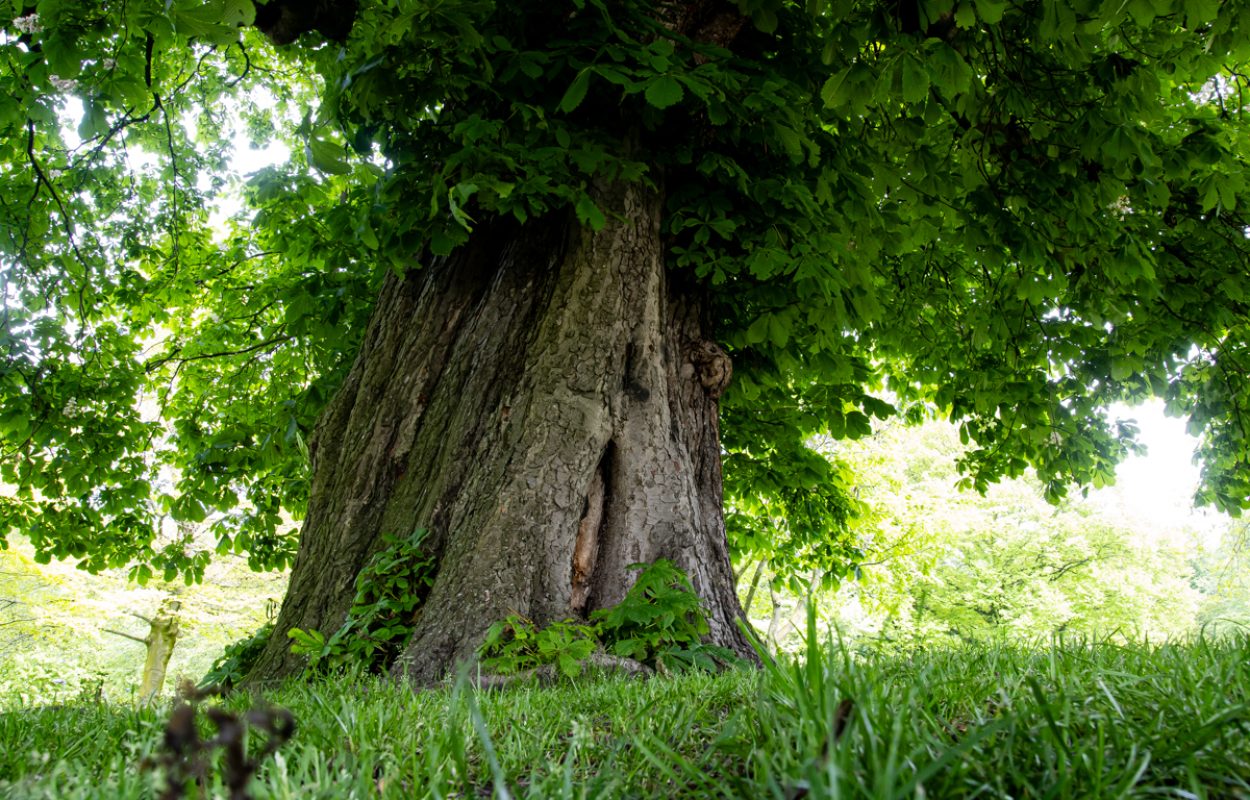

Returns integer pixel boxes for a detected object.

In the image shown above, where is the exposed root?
[469,652,652,690]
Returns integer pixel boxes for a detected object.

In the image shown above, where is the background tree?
[1192,520,1250,636]
[816,418,1203,648]
[0,532,284,704]
[103,594,183,702]
[2,0,1249,682]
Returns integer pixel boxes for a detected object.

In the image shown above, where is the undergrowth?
[479,560,738,677]
[5,629,1250,798]
[286,529,436,676]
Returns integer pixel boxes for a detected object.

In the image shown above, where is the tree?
[1192,519,1250,635]
[831,420,1201,647]
[2,0,1249,682]
[104,594,183,702]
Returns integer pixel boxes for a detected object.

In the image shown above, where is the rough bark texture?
[248,180,751,684]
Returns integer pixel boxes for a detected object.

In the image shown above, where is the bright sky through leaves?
[1102,399,1220,539]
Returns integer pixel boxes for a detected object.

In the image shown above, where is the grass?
[3,629,1250,799]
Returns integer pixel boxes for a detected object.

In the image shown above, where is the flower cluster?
[12,13,42,34]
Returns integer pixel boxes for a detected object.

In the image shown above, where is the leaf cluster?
[479,560,738,678]
[7,0,1250,583]
[287,528,435,675]
[199,621,274,690]
[479,616,600,680]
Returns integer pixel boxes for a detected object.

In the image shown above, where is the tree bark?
[138,598,181,701]
[106,597,182,699]
[247,179,752,684]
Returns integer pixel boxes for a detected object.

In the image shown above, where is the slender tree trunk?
[248,179,752,684]
[106,596,183,699]
[139,597,181,701]
[742,558,768,614]
[766,585,787,650]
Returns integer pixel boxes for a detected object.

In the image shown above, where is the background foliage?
[0,530,285,706]
[741,412,1250,651]
[8,408,1250,706]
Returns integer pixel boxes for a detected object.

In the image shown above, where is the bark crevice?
[570,441,611,615]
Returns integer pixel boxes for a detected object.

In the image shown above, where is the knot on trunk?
[689,340,732,399]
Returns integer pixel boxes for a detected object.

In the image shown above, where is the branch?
[226,40,252,88]
[1043,554,1101,583]
[145,334,293,373]
[742,558,767,612]
[25,122,90,286]
[104,628,150,645]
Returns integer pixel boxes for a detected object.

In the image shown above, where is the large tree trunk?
[248,179,751,684]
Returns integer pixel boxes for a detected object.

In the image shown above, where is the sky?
[1096,399,1223,542]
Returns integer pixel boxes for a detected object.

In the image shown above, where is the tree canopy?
[2,0,1249,583]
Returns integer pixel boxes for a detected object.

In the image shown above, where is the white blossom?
[12,14,42,34]
[1109,195,1133,218]
[48,74,78,92]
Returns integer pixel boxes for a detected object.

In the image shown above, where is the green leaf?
[42,36,81,80]
[930,43,974,94]
[557,653,582,678]
[753,8,779,33]
[1110,357,1134,381]
[77,100,110,140]
[1126,0,1156,27]
[222,0,256,27]
[170,0,244,44]
[430,228,460,256]
[306,137,350,175]
[575,195,607,230]
[558,69,592,114]
[774,124,804,159]
[768,314,790,348]
[974,0,1008,24]
[821,67,853,109]
[954,1,977,27]
[644,76,684,110]
[358,219,379,250]
[901,57,930,104]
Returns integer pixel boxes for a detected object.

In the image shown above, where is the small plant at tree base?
[480,616,599,678]
[479,560,738,679]
[289,529,435,675]
[144,681,294,800]
[200,622,275,690]
[591,560,737,671]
